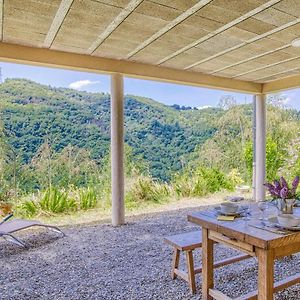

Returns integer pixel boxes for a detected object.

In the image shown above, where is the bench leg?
[171,249,180,279]
[186,250,196,294]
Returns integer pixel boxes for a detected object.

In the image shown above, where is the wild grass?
[173,167,237,198]
[18,187,101,217]
[79,187,97,210]
[125,176,172,208]
[14,168,239,218]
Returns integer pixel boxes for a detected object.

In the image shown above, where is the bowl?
[220,202,238,214]
[277,214,300,228]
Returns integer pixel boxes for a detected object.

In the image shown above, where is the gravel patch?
[1,207,300,299]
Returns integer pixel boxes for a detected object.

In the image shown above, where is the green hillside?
[0,78,300,217]
[0,78,220,181]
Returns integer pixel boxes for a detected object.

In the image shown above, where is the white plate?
[214,206,243,217]
[275,224,300,231]
[268,216,300,231]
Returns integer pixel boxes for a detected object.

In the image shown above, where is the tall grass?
[19,186,101,217]
[173,167,236,198]
[125,176,171,206]
[16,167,240,218]
[79,187,97,210]
[39,188,76,213]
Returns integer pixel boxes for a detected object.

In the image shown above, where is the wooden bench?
[164,231,250,294]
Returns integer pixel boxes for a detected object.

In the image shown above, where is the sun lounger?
[0,214,64,247]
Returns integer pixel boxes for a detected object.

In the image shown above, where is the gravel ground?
[1,206,300,300]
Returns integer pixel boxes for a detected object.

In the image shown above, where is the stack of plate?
[268,215,300,231]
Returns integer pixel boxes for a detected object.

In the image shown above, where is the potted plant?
[264,176,299,214]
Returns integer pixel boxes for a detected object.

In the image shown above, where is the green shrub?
[172,173,195,198]
[173,167,234,198]
[20,200,38,217]
[125,176,171,205]
[39,188,76,213]
[79,187,97,210]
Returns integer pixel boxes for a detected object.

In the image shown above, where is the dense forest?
[0,78,220,182]
[0,78,299,217]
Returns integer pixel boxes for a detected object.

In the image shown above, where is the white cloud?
[281,94,293,104]
[197,105,212,110]
[68,80,100,90]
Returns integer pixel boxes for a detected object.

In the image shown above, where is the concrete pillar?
[255,94,266,202]
[111,73,125,226]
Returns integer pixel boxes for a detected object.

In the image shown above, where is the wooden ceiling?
[2,0,300,85]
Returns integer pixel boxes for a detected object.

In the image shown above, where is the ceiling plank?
[43,0,74,48]
[0,41,262,94]
[87,0,143,54]
[232,55,300,79]
[210,44,291,75]
[125,0,213,59]
[184,18,300,70]
[263,73,300,93]
[256,66,300,82]
[157,0,282,65]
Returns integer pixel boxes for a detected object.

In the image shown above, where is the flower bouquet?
[264,176,299,214]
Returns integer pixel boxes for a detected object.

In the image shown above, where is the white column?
[255,94,266,202]
[111,73,125,226]
[252,95,256,200]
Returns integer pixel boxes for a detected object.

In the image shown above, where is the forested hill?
[0,78,222,181]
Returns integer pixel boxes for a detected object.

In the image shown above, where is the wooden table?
[188,208,300,300]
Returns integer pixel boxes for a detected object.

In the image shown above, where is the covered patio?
[1,0,300,299]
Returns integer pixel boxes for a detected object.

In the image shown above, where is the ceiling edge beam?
[0,42,261,94]
[43,0,74,48]
[262,74,300,93]
[88,0,143,54]
[157,0,281,65]
[126,0,213,59]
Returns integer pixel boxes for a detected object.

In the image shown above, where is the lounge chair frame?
[0,214,64,247]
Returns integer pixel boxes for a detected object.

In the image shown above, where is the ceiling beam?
[126,0,213,59]
[87,0,143,54]
[184,18,300,70]
[157,0,282,65]
[43,0,74,48]
[263,73,300,93]
[0,42,262,94]
[0,0,3,41]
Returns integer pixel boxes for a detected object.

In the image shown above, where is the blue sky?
[0,61,299,109]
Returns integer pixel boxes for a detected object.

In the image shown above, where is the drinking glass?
[242,204,251,226]
[258,201,269,224]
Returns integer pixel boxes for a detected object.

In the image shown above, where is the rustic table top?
[188,205,300,249]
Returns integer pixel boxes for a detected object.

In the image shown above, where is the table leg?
[257,248,274,300]
[202,228,214,300]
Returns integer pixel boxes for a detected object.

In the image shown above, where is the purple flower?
[264,182,274,190]
[265,176,299,199]
[270,188,280,197]
[292,176,299,190]
[280,187,289,199]
[273,180,282,193]
[280,176,288,189]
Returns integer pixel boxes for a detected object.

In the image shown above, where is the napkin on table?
[217,215,235,221]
